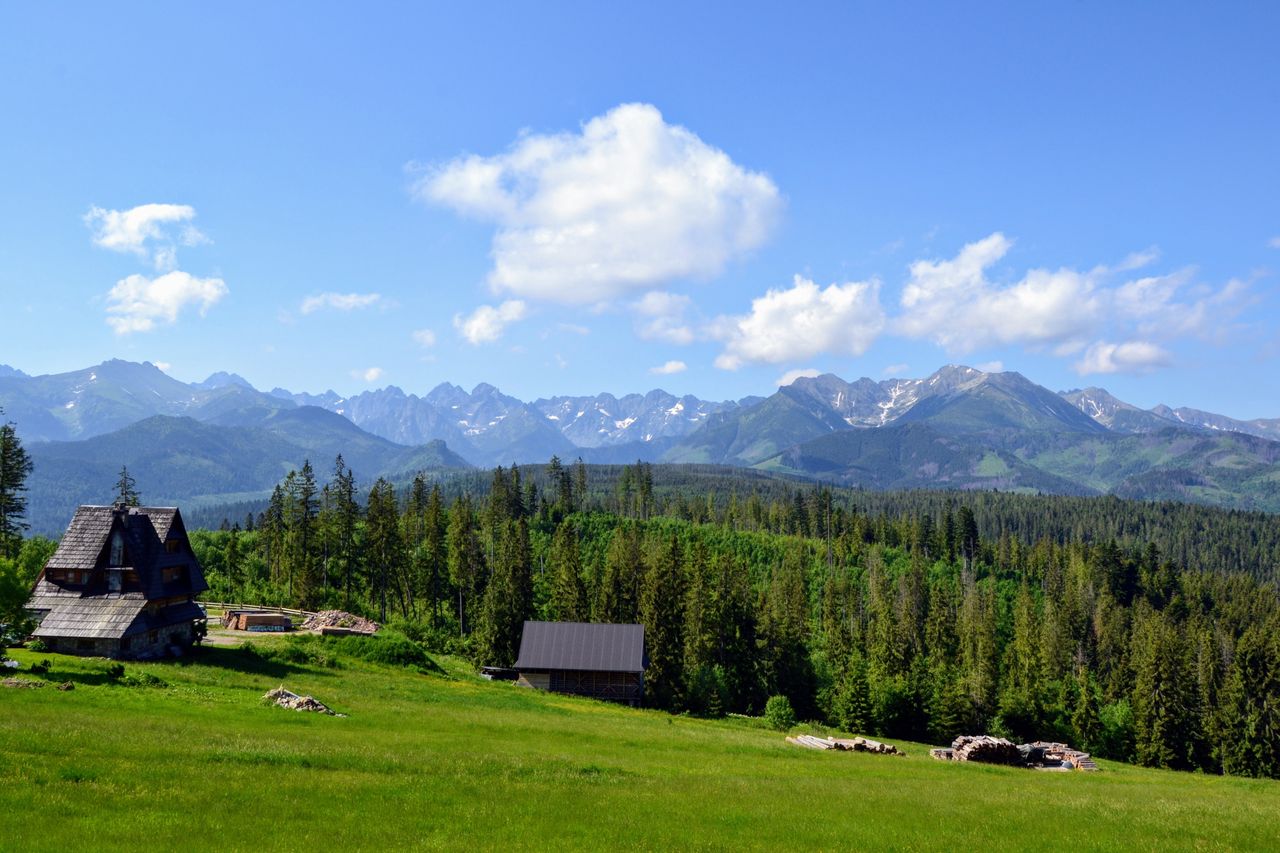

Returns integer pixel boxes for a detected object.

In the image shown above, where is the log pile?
[786,735,904,755]
[931,736,1099,771]
[301,610,379,635]
[263,686,347,716]
[222,610,291,631]
[1023,741,1099,772]
[948,735,1023,765]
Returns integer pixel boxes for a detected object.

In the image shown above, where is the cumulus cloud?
[1075,341,1173,375]
[632,291,694,344]
[1114,274,1250,340]
[411,328,437,347]
[713,275,885,370]
[882,363,910,377]
[351,367,384,383]
[1269,236,1280,249]
[897,233,1102,353]
[416,103,781,304]
[976,360,1004,373]
[300,292,382,314]
[85,203,207,270]
[895,233,1250,372]
[650,360,687,375]
[454,300,527,344]
[105,271,227,334]
[775,367,820,386]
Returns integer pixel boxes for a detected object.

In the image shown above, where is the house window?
[110,531,124,566]
[163,565,187,584]
[165,540,180,554]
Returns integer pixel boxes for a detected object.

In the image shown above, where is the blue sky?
[1,2,1277,415]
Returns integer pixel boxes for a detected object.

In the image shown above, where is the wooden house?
[513,621,646,706]
[25,503,208,659]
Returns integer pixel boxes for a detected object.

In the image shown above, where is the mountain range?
[3,358,1279,532]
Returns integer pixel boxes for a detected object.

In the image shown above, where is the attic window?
[110,531,124,566]
[163,565,187,584]
[165,540,180,554]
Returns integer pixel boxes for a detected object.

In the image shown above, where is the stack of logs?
[786,735,904,755]
[931,735,1098,771]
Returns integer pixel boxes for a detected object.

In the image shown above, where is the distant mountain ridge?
[7,358,1280,529]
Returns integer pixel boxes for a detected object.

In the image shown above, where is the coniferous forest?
[142,455,1280,781]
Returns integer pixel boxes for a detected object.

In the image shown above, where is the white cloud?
[895,233,1249,364]
[411,328,437,347]
[632,290,694,344]
[351,367,384,383]
[1074,340,1172,375]
[454,300,527,344]
[649,360,688,375]
[1268,236,1280,249]
[300,292,382,314]
[897,233,1102,354]
[558,323,590,336]
[776,367,820,386]
[713,275,885,370]
[417,102,781,304]
[105,271,227,334]
[882,363,910,377]
[153,361,172,372]
[1114,273,1249,339]
[85,203,207,269]
[976,360,1004,373]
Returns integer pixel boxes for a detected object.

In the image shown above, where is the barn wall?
[518,672,550,690]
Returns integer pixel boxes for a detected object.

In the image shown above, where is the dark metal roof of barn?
[514,621,646,673]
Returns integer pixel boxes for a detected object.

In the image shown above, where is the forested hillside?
[164,457,1280,780]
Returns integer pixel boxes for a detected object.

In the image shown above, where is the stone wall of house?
[45,621,198,659]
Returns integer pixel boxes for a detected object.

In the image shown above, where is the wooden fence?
[200,601,316,619]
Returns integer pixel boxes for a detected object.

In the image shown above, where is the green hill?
[2,639,1277,851]
[24,415,471,533]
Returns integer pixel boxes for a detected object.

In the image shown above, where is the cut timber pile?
[786,735,904,755]
[301,610,379,635]
[1023,741,1099,772]
[263,686,346,717]
[2,678,44,689]
[931,736,1099,771]
[222,610,291,632]
[949,735,1023,765]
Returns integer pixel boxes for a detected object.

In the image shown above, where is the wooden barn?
[25,503,208,659]
[513,621,646,706]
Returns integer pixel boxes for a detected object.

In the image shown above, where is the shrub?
[764,695,796,731]
[26,639,47,653]
[106,662,126,681]
[332,632,432,668]
[29,658,51,675]
[119,670,168,688]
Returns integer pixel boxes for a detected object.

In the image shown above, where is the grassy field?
[3,635,1279,852]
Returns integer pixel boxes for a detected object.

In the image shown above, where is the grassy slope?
[3,643,1279,851]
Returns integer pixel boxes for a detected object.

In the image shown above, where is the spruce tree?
[0,410,33,558]
[640,534,685,709]
[114,465,140,507]
[548,519,586,621]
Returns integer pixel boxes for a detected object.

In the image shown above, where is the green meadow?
[2,637,1279,852]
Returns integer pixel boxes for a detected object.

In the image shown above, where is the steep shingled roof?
[514,621,646,673]
[44,505,115,570]
[28,504,208,641]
